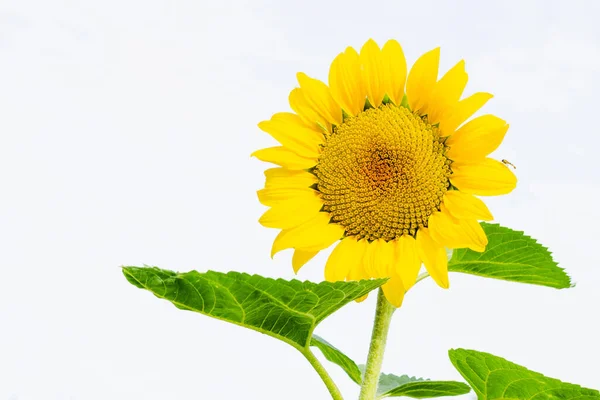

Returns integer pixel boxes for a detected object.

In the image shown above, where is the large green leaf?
[311,335,362,384]
[448,223,571,289]
[449,349,600,400]
[123,266,385,350]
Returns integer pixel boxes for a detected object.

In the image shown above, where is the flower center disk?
[315,104,451,241]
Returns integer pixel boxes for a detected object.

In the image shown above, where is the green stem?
[303,348,345,400]
[358,289,396,400]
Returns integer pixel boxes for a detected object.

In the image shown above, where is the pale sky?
[1,1,599,399]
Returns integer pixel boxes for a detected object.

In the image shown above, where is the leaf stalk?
[303,349,345,400]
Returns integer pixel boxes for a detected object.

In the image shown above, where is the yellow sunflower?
[253,39,516,307]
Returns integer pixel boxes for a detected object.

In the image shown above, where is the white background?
[1,1,599,399]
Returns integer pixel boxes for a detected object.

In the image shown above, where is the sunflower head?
[253,39,516,307]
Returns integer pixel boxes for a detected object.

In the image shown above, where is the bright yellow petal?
[289,88,331,132]
[292,249,319,273]
[438,92,493,135]
[264,168,316,189]
[258,112,323,158]
[406,47,440,114]
[328,47,366,116]
[363,239,395,278]
[271,212,344,257]
[381,274,405,308]
[252,146,317,169]
[458,218,488,252]
[259,192,323,229]
[428,208,487,252]
[442,190,493,221]
[325,237,364,282]
[346,239,369,281]
[416,227,449,289]
[297,72,342,125]
[364,240,408,307]
[446,115,509,162]
[451,158,517,196]
[347,240,370,303]
[360,39,386,107]
[394,234,421,290]
[257,186,313,206]
[428,210,464,248]
[362,239,378,278]
[381,40,407,105]
[427,60,468,125]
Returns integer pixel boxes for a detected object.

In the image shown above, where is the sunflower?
[253,39,516,307]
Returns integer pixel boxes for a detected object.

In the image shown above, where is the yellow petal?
[428,208,487,252]
[416,228,449,288]
[328,47,366,116]
[446,115,509,162]
[451,158,517,196]
[406,47,440,114]
[292,249,319,273]
[394,235,422,290]
[346,239,369,281]
[297,72,342,125]
[362,239,378,278]
[271,212,344,257]
[381,274,405,308]
[259,192,323,229]
[360,39,386,107]
[258,112,323,158]
[289,88,331,132]
[438,92,493,135]
[252,146,317,169]
[363,239,395,278]
[264,168,316,189]
[442,191,493,221]
[381,40,407,105]
[427,60,468,125]
[325,237,364,282]
[347,242,371,303]
[428,210,464,248]
[257,187,315,207]
[459,218,488,252]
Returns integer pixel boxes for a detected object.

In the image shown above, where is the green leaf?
[449,349,600,400]
[307,335,469,397]
[376,372,423,396]
[448,223,571,289]
[310,335,362,384]
[380,380,471,399]
[122,266,385,350]
[357,366,470,399]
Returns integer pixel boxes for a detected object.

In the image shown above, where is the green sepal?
[400,94,410,110]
